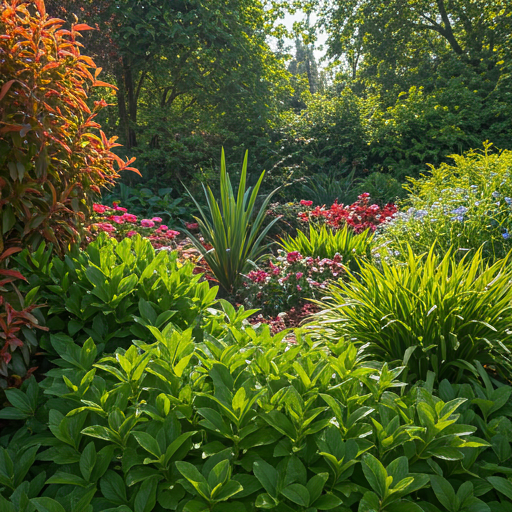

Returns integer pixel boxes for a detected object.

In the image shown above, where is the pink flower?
[126,230,137,237]
[247,270,269,283]
[122,213,138,223]
[152,217,162,223]
[110,215,125,224]
[96,222,115,233]
[296,272,303,279]
[114,206,128,212]
[287,251,303,263]
[93,203,108,214]
[300,200,313,206]
[297,285,302,291]
[159,225,168,231]
[141,219,155,228]
[186,222,199,230]
[168,230,180,238]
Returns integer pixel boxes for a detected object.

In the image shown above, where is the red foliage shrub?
[299,193,397,233]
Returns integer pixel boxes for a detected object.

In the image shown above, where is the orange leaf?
[41,62,60,72]
[93,80,117,90]
[34,0,46,17]
[73,24,95,32]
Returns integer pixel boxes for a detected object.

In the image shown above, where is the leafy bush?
[1,321,512,511]
[355,172,406,205]
[301,170,358,207]
[15,234,220,357]
[239,249,345,317]
[299,193,397,233]
[185,150,280,294]
[377,144,512,261]
[0,0,137,255]
[279,224,372,269]
[311,246,512,384]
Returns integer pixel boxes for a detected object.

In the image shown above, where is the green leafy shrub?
[355,172,406,205]
[185,150,280,294]
[2,320,511,511]
[279,224,372,269]
[377,144,512,261]
[301,170,358,206]
[15,233,220,356]
[310,246,512,384]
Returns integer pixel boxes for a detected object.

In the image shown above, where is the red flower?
[287,251,303,263]
[186,222,199,230]
[300,200,313,206]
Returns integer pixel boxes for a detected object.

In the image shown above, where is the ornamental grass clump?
[310,245,512,383]
[279,224,372,270]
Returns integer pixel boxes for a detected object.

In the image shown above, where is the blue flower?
[452,215,465,222]
[492,191,500,198]
[503,230,510,240]
[450,206,468,216]
[505,197,512,205]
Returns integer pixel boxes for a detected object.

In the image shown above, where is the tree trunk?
[123,57,138,149]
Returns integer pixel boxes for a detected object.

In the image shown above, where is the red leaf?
[0,269,26,281]
[0,247,22,260]
[0,80,16,102]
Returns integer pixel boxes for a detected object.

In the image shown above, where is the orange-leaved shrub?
[0,0,138,389]
[0,0,139,255]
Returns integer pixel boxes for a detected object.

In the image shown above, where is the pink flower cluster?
[241,250,345,316]
[299,193,397,233]
[90,203,182,248]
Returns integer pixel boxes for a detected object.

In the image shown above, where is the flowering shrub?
[377,145,512,261]
[239,250,345,317]
[88,203,181,249]
[299,193,397,233]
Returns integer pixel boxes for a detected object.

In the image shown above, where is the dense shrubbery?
[14,234,222,361]
[2,3,512,511]
[2,325,512,511]
[377,145,512,261]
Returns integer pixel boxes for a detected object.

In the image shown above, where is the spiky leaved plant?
[184,150,280,294]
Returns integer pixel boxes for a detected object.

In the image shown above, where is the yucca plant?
[310,245,512,383]
[279,224,372,269]
[184,150,280,293]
